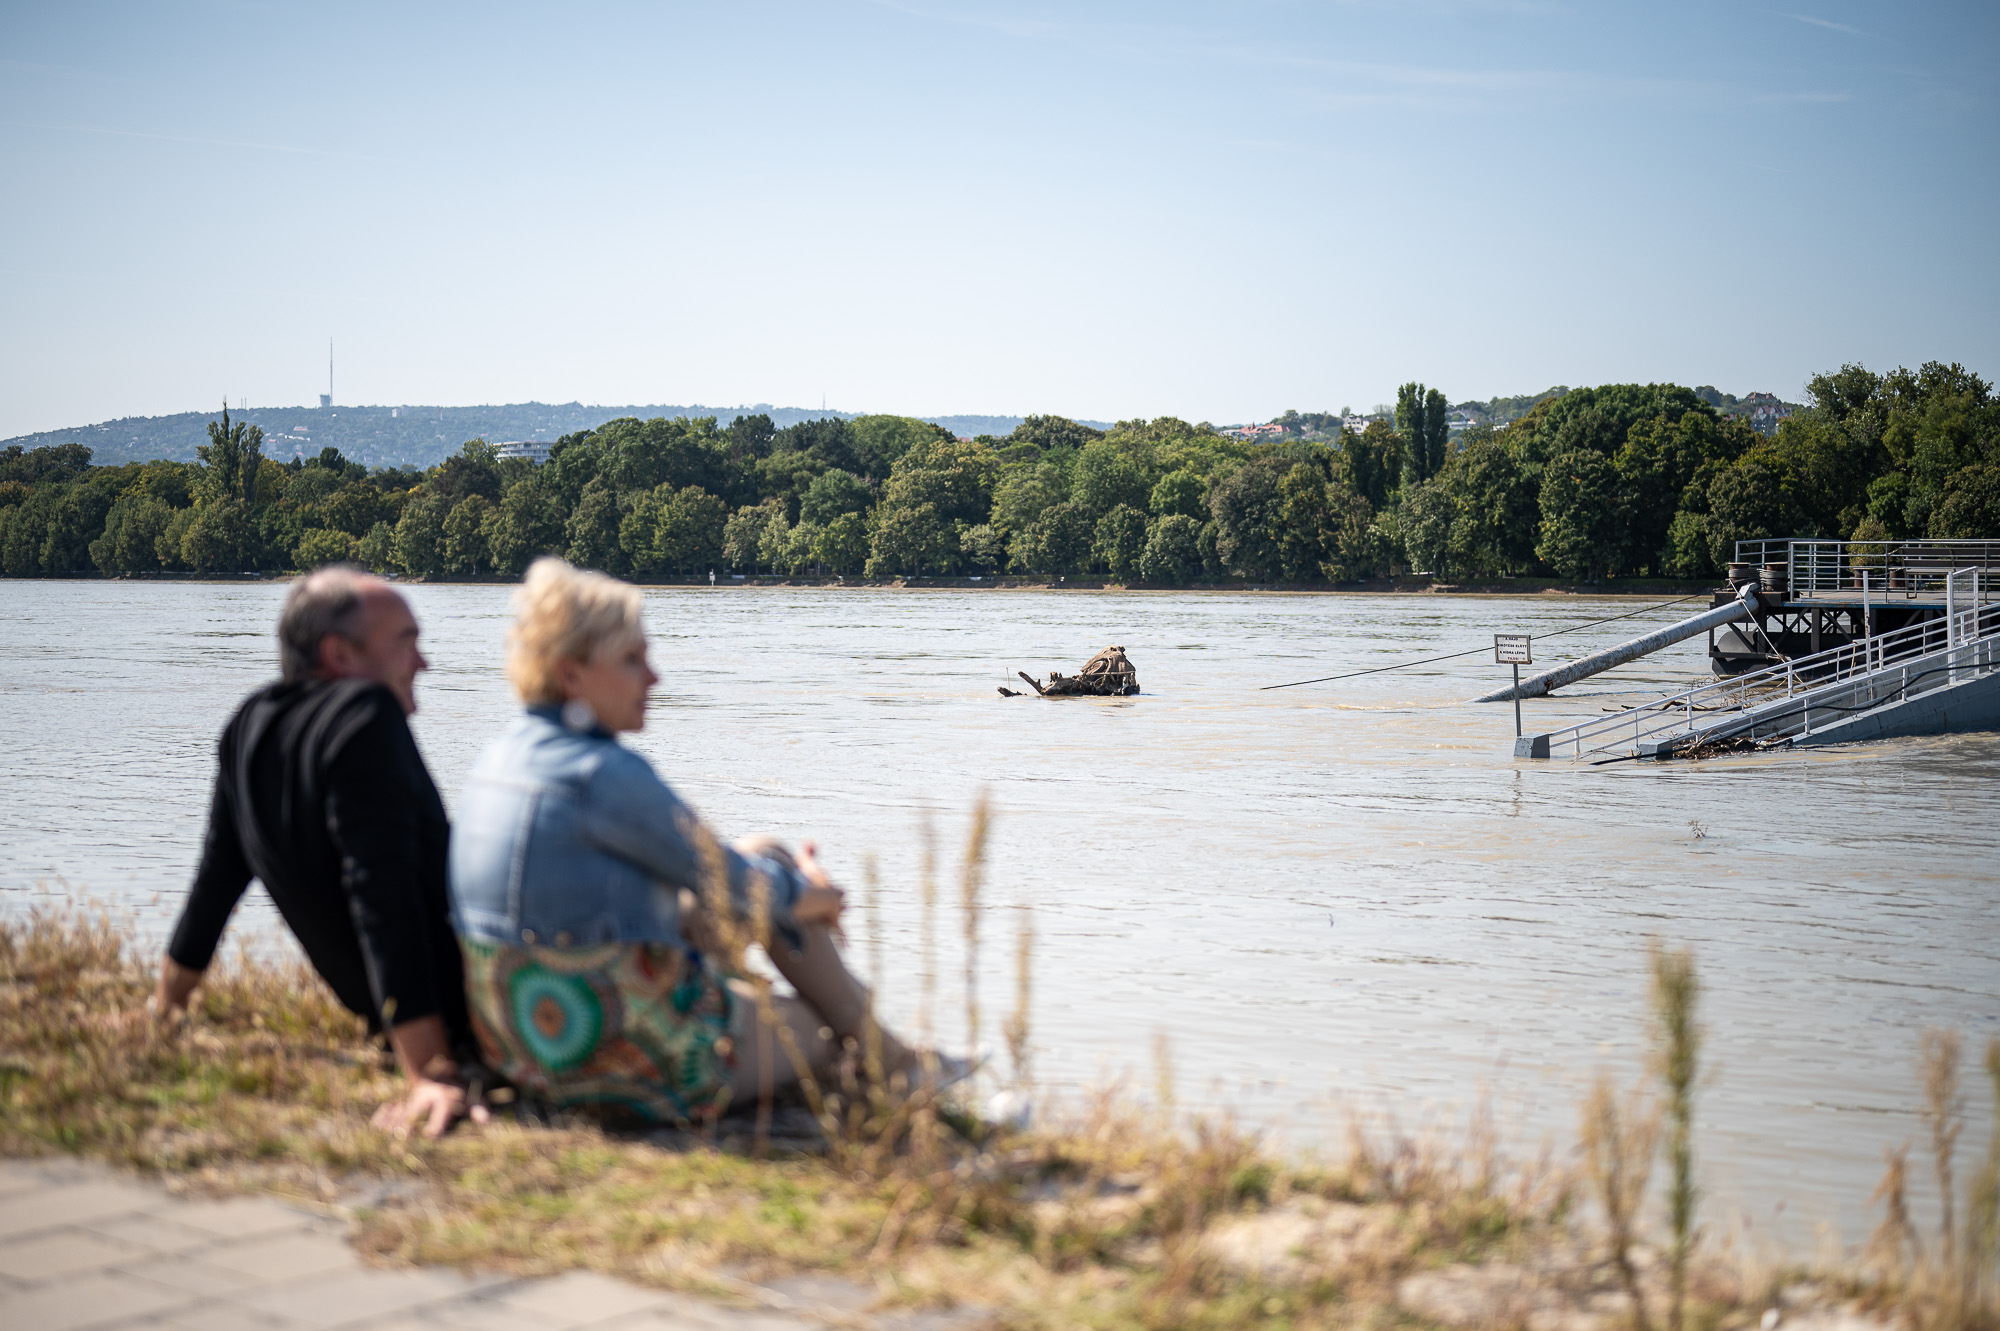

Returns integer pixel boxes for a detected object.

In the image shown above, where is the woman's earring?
[561,698,598,732]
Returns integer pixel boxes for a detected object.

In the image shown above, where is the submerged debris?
[1002,645,1140,698]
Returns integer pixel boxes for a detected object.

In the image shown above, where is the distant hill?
[0,403,1094,469]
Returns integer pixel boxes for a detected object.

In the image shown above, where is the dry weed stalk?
[1865,1028,2000,1331]
[1924,1028,1966,1259]
[1650,941,1702,1331]
[958,794,990,1065]
[1005,905,1034,1093]
[1869,1145,1921,1282]
[1581,1072,1659,1331]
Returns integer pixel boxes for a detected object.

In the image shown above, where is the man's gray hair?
[278,565,372,683]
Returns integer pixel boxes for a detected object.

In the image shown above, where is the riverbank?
[0,569,1721,597]
[5,908,1974,1331]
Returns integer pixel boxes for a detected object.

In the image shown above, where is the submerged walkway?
[0,1158,977,1331]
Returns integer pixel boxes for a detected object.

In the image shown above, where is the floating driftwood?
[1001,645,1139,698]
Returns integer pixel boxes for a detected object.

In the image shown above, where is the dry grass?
[3,871,1993,1331]
[1860,1030,2000,1331]
[0,896,1572,1330]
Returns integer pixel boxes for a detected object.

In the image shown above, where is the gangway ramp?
[1517,569,2000,761]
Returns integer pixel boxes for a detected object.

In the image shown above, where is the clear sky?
[2,1,1995,438]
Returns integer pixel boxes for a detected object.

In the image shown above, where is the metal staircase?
[1521,569,2000,761]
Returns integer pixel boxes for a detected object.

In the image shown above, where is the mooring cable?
[1259,591,1711,691]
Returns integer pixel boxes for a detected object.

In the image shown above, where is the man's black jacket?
[168,678,469,1047]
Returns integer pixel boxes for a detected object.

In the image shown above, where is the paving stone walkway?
[0,1159,981,1331]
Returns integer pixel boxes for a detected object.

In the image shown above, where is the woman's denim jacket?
[449,707,803,949]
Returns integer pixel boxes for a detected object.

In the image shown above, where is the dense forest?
[2,362,1995,585]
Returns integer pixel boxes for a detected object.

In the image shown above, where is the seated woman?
[450,557,947,1124]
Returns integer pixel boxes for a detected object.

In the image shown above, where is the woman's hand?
[792,841,845,930]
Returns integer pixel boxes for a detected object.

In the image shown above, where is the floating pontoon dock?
[1514,539,2000,761]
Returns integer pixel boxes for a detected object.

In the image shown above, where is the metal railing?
[1734,538,2000,597]
[1534,570,2000,760]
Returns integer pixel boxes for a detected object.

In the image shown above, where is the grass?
[3,859,1997,1329]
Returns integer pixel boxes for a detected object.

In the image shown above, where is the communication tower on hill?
[319,339,333,409]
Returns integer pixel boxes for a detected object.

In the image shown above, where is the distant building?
[319,394,332,409]
[1341,414,1370,435]
[1737,392,1795,436]
[495,440,553,465]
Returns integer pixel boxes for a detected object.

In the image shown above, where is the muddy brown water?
[3,580,1994,1253]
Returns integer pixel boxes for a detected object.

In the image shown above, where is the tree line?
[2,361,1994,585]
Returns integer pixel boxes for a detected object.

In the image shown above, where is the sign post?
[1493,633,1533,738]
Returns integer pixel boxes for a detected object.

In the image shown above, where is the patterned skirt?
[459,937,737,1124]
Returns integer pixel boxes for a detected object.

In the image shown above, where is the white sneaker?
[982,1088,1033,1131]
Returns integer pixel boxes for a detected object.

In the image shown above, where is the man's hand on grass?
[149,956,202,1023]
[371,1077,490,1141]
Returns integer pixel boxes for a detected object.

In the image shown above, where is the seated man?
[154,566,479,1138]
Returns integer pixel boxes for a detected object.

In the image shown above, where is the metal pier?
[1518,568,2000,761]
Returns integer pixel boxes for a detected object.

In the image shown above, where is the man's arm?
[156,751,254,1016]
[323,698,476,1138]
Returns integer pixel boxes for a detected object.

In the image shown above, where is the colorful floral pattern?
[460,938,736,1124]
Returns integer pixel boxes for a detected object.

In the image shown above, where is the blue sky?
[2,1,1994,438]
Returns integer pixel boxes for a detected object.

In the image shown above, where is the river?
[2,578,1995,1253]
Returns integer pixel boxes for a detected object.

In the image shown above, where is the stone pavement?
[0,1158,984,1331]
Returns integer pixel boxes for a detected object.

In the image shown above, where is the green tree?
[1149,469,1205,519]
[1424,388,1449,481]
[430,439,507,505]
[866,502,956,577]
[1537,451,1627,580]
[725,412,777,463]
[91,493,174,574]
[443,495,494,574]
[180,498,257,573]
[651,485,727,574]
[353,521,397,572]
[991,462,1069,537]
[1007,415,1104,456]
[725,499,785,572]
[799,469,873,525]
[1208,456,1287,580]
[879,435,997,526]
[320,484,388,538]
[1396,383,1431,487]
[1093,503,1148,579]
[816,512,870,574]
[959,523,1005,573]
[195,406,265,506]
[563,477,627,574]
[1342,421,1400,510]
[296,528,353,569]
[1007,501,1090,575]
[394,494,449,576]
[485,477,566,575]
[1928,463,2000,538]
[1445,433,1538,575]
[1,490,57,574]
[1321,481,1383,582]
[1071,442,1151,521]
[1138,513,1203,585]
[40,484,112,572]
[1400,475,1455,577]
[1273,464,1336,581]
[757,507,794,571]
[849,416,950,479]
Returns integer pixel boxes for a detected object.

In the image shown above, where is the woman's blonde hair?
[506,557,645,705]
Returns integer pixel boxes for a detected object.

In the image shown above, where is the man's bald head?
[278,566,428,713]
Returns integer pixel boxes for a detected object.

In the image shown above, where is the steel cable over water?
[1258,591,1710,691]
